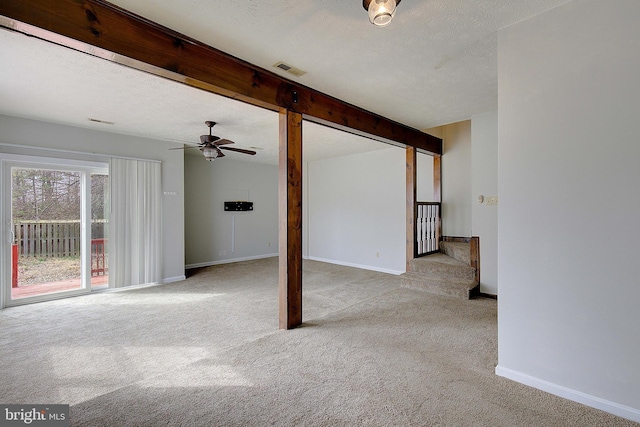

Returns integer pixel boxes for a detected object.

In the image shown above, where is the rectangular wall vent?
[273,62,306,77]
[88,118,115,125]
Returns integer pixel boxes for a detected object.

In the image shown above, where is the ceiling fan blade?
[216,148,225,158]
[215,138,235,146]
[168,145,199,150]
[219,146,257,155]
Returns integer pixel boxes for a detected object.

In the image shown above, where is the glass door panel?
[90,172,109,289]
[10,167,86,301]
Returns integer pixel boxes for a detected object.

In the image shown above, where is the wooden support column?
[433,154,442,243]
[433,155,442,203]
[406,146,417,271]
[278,109,303,330]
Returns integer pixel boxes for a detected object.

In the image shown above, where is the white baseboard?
[495,365,640,423]
[162,275,186,284]
[306,256,403,276]
[186,254,403,275]
[96,281,165,293]
[186,253,278,270]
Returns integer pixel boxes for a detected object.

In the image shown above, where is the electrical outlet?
[486,196,498,206]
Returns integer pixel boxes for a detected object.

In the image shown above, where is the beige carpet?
[0,258,635,426]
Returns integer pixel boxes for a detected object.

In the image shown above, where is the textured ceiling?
[0,28,389,165]
[0,0,572,164]
[105,0,572,128]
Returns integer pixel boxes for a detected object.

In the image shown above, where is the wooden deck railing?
[11,239,108,288]
[11,220,108,287]
[91,239,108,277]
[415,202,441,257]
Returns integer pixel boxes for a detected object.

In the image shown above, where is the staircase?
[401,241,479,299]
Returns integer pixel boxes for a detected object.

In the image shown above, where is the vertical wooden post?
[278,108,303,330]
[406,146,417,271]
[470,236,480,285]
[433,154,442,244]
[433,154,442,203]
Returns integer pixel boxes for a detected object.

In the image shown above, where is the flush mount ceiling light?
[363,0,401,27]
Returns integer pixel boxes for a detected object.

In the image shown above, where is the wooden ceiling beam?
[0,0,442,155]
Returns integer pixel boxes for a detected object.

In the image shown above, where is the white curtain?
[109,158,162,287]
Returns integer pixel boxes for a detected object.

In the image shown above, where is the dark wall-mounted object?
[224,201,253,212]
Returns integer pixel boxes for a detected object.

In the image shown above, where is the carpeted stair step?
[401,271,478,299]
[440,241,471,265]
[408,253,476,281]
[402,250,478,300]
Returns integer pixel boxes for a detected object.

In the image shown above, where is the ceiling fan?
[172,121,257,161]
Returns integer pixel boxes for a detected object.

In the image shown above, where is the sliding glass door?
[1,157,108,307]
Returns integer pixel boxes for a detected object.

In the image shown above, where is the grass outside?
[18,256,81,286]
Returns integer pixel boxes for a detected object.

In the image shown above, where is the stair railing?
[415,202,441,257]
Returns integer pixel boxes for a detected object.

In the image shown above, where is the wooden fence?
[13,220,107,258]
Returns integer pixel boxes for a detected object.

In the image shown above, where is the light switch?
[486,196,498,206]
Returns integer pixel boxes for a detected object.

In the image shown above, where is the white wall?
[497,1,640,421]
[184,155,278,267]
[307,147,406,274]
[0,115,185,283]
[441,121,471,236]
[471,111,498,295]
[416,152,434,201]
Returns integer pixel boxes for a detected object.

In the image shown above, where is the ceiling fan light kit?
[167,120,258,161]
[201,145,219,161]
[363,0,400,27]
[169,121,257,162]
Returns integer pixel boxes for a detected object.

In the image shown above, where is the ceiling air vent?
[88,118,115,125]
[273,61,306,77]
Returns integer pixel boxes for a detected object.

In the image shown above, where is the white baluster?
[416,205,422,255]
[422,206,428,254]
